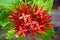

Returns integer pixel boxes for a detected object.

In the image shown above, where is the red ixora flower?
[9,3,53,38]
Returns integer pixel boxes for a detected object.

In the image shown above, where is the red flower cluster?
[9,3,53,38]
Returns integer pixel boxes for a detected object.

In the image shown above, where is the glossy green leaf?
[43,0,54,14]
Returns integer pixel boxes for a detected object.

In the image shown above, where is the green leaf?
[33,0,44,8]
[6,29,15,39]
[15,0,23,6]
[2,22,14,30]
[43,0,54,14]
[0,0,23,9]
[35,33,40,38]
[0,0,17,5]
[0,0,13,9]
[0,10,9,26]
[35,32,48,38]
[41,35,49,40]
[0,18,8,27]
[18,36,25,40]
[41,32,48,36]
[35,27,55,40]
[0,10,9,20]
[46,27,55,37]
[41,27,55,40]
